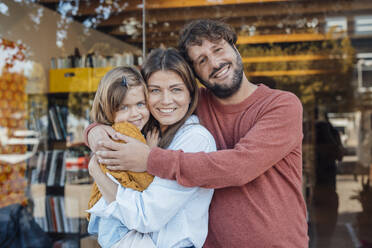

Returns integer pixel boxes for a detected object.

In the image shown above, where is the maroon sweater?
[148,84,309,248]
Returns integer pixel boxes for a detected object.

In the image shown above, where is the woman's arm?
[90,123,216,233]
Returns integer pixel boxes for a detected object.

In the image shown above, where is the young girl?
[87,66,158,247]
[87,49,216,248]
[87,66,157,209]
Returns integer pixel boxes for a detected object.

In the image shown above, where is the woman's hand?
[88,125,117,152]
[146,128,160,149]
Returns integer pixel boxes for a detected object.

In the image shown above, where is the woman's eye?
[137,102,145,107]
[172,88,182,93]
[215,48,222,52]
[199,58,206,65]
[150,89,160,93]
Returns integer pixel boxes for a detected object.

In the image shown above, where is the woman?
[87,48,216,248]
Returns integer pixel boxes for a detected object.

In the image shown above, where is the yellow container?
[49,67,113,93]
[91,67,113,91]
[49,68,93,93]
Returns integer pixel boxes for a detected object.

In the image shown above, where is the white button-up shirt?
[87,115,216,248]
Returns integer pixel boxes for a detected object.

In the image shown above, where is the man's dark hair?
[178,19,237,64]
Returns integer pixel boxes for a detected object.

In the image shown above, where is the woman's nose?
[161,91,172,104]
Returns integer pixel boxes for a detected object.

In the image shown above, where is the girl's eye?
[199,58,206,65]
[215,48,222,52]
[119,105,128,111]
[137,102,145,107]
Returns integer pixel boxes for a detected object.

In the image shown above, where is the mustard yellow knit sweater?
[87,122,154,219]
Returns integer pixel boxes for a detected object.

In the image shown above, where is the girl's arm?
[88,155,118,203]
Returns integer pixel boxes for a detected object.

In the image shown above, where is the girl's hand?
[146,128,160,149]
[88,155,101,178]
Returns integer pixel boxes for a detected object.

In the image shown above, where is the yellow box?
[49,68,93,93]
[91,67,113,91]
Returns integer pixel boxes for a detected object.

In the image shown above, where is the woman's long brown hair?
[141,48,199,149]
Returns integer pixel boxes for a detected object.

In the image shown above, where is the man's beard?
[198,47,243,99]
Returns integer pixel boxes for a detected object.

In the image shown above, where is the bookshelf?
[25,67,117,247]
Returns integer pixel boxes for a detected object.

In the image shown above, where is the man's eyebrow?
[195,54,205,63]
[194,44,220,63]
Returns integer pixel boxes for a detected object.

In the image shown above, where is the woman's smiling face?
[147,70,191,133]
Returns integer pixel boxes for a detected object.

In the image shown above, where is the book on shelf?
[49,196,58,232]
[38,151,51,184]
[59,152,67,187]
[29,150,67,186]
[48,105,68,141]
[28,149,91,187]
[47,151,59,186]
[54,151,66,187]
[55,105,68,139]
[30,184,87,234]
[65,156,90,184]
[49,108,63,140]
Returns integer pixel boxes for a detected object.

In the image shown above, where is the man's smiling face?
[187,39,243,99]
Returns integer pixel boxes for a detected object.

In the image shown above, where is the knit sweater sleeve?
[147,92,303,188]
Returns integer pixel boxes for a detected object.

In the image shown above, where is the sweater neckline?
[210,84,269,114]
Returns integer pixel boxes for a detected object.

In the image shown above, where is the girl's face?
[114,85,150,130]
[147,70,191,132]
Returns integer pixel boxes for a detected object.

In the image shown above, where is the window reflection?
[1,0,372,247]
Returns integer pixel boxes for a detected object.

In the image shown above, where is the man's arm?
[93,93,302,188]
[88,126,215,233]
[148,93,303,188]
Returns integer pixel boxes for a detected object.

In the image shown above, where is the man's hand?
[95,133,151,172]
[88,125,116,152]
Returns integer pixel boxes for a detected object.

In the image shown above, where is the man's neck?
[214,76,258,105]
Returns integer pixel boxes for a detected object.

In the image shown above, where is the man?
[87,19,309,247]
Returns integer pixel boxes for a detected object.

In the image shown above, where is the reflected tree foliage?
[239,31,356,113]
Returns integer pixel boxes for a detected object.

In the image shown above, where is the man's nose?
[209,55,221,75]
[210,56,220,69]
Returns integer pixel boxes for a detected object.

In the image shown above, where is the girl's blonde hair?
[91,66,147,125]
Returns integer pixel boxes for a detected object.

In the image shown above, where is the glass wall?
[1,0,372,247]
